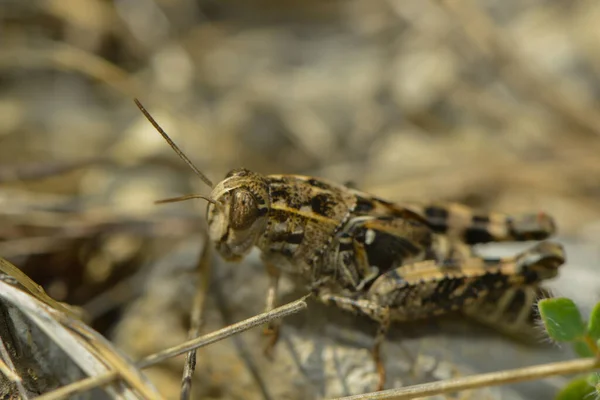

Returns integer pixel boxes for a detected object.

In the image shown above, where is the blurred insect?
[134,99,565,391]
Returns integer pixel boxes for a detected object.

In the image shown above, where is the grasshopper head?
[208,168,270,261]
[133,100,270,261]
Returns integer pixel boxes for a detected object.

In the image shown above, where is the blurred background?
[2,0,600,399]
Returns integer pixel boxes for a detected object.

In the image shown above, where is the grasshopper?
[134,99,565,390]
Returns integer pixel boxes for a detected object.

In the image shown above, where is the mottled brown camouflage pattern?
[201,169,564,340]
[138,100,566,390]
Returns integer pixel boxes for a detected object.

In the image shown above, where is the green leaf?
[588,302,600,342]
[573,340,596,358]
[555,375,596,400]
[538,298,586,342]
[588,373,600,388]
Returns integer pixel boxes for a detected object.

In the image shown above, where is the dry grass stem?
[137,295,308,368]
[180,242,212,400]
[330,357,600,400]
[37,296,308,400]
[64,319,163,400]
[0,337,28,399]
[0,259,82,319]
[35,371,119,400]
[0,359,21,384]
[0,279,157,400]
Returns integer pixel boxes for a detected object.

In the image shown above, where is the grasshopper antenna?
[154,194,218,206]
[134,98,214,189]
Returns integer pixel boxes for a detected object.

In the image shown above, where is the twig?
[137,295,308,368]
[0,359,21,384]
[0,258,82,318]
[0,336,28,399]
[329,357,600,400]
[66,318,163,400]
[36,370,119,400]
[180,242,212,400]
[0,279,158,399]
[36,296,308,400]
[211,265,273,399]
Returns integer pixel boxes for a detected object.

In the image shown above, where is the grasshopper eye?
[230,191,258,230]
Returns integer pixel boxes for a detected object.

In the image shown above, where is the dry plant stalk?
[0,336,28,399]
[330,357,600,400]
[180,240,212,400]
[0,275,159,400]
[36,296,308,400]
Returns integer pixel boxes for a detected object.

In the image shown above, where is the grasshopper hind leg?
[318,241,564,390]
[409,202,556,245]
[462,241,565,338]
[462,286,554,341]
